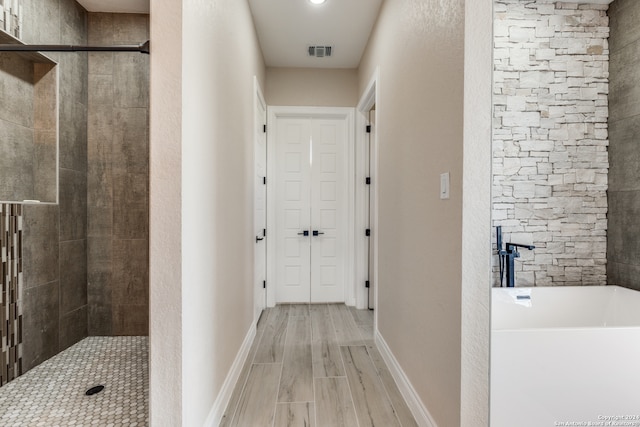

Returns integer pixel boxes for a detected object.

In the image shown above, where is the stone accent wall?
[492,0,609,287]
[607,0,640,292]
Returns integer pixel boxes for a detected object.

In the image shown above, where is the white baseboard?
[204,321,257,427]
[375,330,438,427]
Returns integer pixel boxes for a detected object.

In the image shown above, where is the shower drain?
[85,385,105,396]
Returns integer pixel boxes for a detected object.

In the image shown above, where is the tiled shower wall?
[607,0,640,291]
[20,0,89,373]
[0,204,23,385]
[492,0,609,286]
[87,13,149,335]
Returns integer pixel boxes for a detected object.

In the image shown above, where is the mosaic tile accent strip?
[0,203,23,386]
[0,336,149,426]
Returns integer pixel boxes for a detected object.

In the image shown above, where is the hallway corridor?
[220,304,418,427]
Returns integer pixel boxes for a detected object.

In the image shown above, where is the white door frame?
[253,76,267,323]
[355,68,379,311]
[266,106,356,307]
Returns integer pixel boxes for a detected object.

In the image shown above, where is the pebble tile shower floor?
[0,337,148,426]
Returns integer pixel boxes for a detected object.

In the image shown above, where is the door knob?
[255,236,264,243]
[297,230,309,236]
[312,230,325,236]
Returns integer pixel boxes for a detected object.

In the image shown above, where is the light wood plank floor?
[220,304,418,427]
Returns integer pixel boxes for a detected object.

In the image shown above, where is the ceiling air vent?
[308,45,332,58]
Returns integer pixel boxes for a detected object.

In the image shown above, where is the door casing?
[355,69,379,311]
[253,77,267,322]
[266,106,356,307]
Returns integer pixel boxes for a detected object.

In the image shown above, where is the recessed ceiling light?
[309,0,326,4]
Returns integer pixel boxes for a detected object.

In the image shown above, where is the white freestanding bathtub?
[491,286,640,427]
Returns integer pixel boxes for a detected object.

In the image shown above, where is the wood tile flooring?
[220,304,417,427]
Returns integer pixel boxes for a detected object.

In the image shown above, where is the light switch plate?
[440,172,450,200]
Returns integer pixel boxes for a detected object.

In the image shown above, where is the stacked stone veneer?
[492,0,609,287]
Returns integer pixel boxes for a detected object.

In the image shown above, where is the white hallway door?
[274,114,349,303]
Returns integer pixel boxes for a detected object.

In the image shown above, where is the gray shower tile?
[21,0,61,45]
[60,0,87,44]
[23,204,60,289]
[0,121,34,202]
[112,14,149,44]
[89,303,113,336]
[114,53,149,108]
[88,51,115,76]
[59,100,88,172]
[113,172,148,239]
[59,239,88,315]
[0,55,34,128]
[112,107,149,174]
[88,13,114,45]
[59,168,87,241]
[88,237,112,333]
[608,262,640,291]
[22,281,60,373]
[60,51,88,105]
[88,206,113,239]
[89,74,114,108]
[607,190,640,266]
[113,304,148,336]
[609,115,640,192]
[59,306,88,351]
[610,45,640,122]
[33,130,58,202]
[89,74,114,105]
[112,239,148,306]
[609,0,640,55]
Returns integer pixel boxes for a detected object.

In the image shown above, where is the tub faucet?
[496,226,535,287]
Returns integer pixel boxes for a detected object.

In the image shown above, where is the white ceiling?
[76,0,381,68]
[76,0,149,14]
[248,0,383,69]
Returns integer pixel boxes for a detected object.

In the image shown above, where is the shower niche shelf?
[0,29,56,64]
[0,29,59,204]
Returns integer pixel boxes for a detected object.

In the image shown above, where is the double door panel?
[275,116,346,303]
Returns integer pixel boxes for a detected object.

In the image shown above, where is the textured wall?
[358,0,464,424]
[149,0,266,423]
[87,13,149,336]
[608,0,640,291]
[492,0,609,287]
[19,0,88,373]
[266,67,359,107]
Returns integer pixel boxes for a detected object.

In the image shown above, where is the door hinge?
[365,229,371,237]
[263,280,266,289]
[263,124,267,133]
[263,177,266,185]
[263,228,266,237]
[365,177,371,185]
[365,280,370,288]
[366,125,371,133]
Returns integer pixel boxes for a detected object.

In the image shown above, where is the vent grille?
[308,46,332,58]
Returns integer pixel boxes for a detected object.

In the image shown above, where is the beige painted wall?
[461,0,493,424]
[150,0,265,424]
[358,0,465,424]
[266,67,358,106]
[150,0,183,425]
